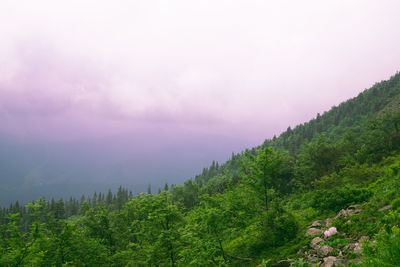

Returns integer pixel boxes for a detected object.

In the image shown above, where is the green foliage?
[290,258,310,267]
[361,225,400,266]
[320,238,349,247]
[392,197,400,210]
[311,187,372,213]
[243,147,284,210]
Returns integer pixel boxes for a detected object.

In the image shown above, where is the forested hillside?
[1,73,400,266]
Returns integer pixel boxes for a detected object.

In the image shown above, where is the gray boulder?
[310,237,323,249]
[318,245,333,256]
[306,228,323,236]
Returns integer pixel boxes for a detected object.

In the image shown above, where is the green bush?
[320,238,349,248]
[392,197,400,210]
[290,258,310,267]
[311,187,372,213]
[361,226,400,266]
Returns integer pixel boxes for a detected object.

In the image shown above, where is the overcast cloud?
[0,0,399,143]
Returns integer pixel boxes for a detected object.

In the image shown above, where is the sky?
[1,0,400,144]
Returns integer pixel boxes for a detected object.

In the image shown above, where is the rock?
[306,228,324,236]
[318,245,333,256]
[334,205,362,220]
[348,204,361,209]
[344,241,363,254]
[325,218,333,227]
[334,210,344,220]
[354,242,362,253]
[310,237,324,249]
[321,256,337,267]
[310,220,323,228]
[321,256,346,267]
[378,205,391,212]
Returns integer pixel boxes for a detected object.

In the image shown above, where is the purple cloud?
[0,0,399,144]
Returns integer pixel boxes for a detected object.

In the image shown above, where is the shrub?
[361,226,400,266]
[311,187,372,213]
[320,238,349,248]
[391,197,400,210]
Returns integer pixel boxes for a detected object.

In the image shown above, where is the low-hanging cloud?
[0,0,400,143]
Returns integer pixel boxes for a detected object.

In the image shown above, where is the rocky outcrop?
[354,243,362,253]
[344,238,365,254]
[378,204,391,212]
[297,204,368,266]
[306,227,324,236]
[334,204,362,220]
[310,237,323,249]
[310,220,323,228]
[318,245,333,256]
[321,256,346,267]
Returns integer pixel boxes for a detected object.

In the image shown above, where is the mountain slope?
[189,72,400,196]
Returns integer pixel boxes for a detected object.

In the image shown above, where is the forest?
[1,73,400,266]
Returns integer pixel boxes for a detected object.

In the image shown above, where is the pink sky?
[1,0,400,145]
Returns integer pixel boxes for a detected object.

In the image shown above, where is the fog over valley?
[0,130,254,205]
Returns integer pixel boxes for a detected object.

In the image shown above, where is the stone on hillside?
[310,220,322,228]
[310,237,323,249]
[334,209,346,220]
[321,256,337,267]
[318,245,333,256]
[321,256,346,267]
[378,205,391,212]
[344,241,363,253]
[325,218,333,227]
[306,228,323,236]
[334,205,362,220]
[359,236,369,242]
[354,242,362,253]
